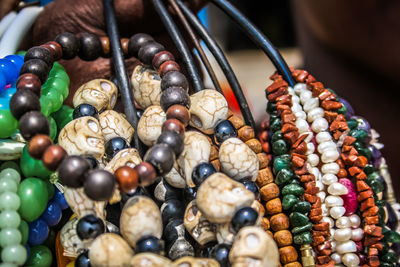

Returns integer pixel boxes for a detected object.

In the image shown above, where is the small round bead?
[18,111,49,141]
[183,186,197,204]
[138,42,165,65]
[134,162,157,187]
[144,144,175,176]
[159,61,180,77]
[25,46,53,66]
[55,32,80,59]
[100,37,110,57]
[84,169,116,201]
[160,86,190,111]
[84,155,99,169]
[104,137,130,160]
[76,214,105,240]
[166,104,190,126]
[73,104,99,120]
[42,145,67,171]
[161,199,185,223]
[120,38,129,56]
[58,155,91,188]
[19,59,49,84]
[115,166,139,193]
[160,71,188,91]
[162,119,185,136]
[75,250,91,267]
[214,120,237,144]
[152,51,175,69]
[241,180,260,199]
[192,162,217,187]
[28,134,52,159]
[41,41,63,61]
[274,230,293,247]
[9,89,41,119]
[128,33,154,57]
[231,207,258,232]
[270,213,290,232]
[157,131,184,156]
[136,236,163,254]
[78,33,102,61]
[210,243,231,267]
[16,73,41,97]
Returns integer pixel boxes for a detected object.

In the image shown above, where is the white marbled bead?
[316,131,333,144]
[322,204,329,216]
[342,253,359,267]
[336,240,357,254]
[303,98,319,112]
[325,196,344,207]
[307,107,324,123]
[331,252,342,264]
[322,149,340,163]
[294,83,306,94]
[307,154,319,167]
[294,111,307,120]
[311,117,329,133]
[300,89,312,104]
[336,217,351,229]
[322,163,340,175]
[296,119,309,133]
[321,216,334,228]
[348,214,361,228]
[334,228,352,242]
[328,182,348,196]
[318,141,337,154]
[291,102,302,112]
[351,228,364,242]
[330,206,346,219]
[317,191,327,203]
[322,174,338,185]
[306,142,315,155]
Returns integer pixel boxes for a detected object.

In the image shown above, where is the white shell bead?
[296,119,309,133]
[336,217,351,229]
[322,149,340,163]
[349,214,361,228]
[307,154,319,167]
[321,216,334,228]
[291,102,302,112]
[322,174,338,185]
[294,111,307,120]
[294,83,306,94]
[331,252,342,264]
[322,204,329,216]
[306,142,315,155]
[351,228,364,241]
[322,163,340,175]
[303,98,319,112]
[318,141,337,154]
[307,107,324,123]
[317,191,327,203]
[316,131,332,144]
[325,196,344,207]
[311,117,329,133]
[342,252,360,267]
[336,240,357,254]
[330,206,346,219]
[300,89,312,104]
[334,228,352,242]
[328,182,349,195]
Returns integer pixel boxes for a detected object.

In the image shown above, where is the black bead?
[75,250,92,267]
[160,71,188,91]
[83,155,99,169]
[136,236,163,254]
[214,120,238,144]
[25,46,53,67]
[78,33,102,61]
[73,104,99,120]
[157,131,184,156]
[9,89,40,119]
[160,87,190,112]
[136,109,144,120]
[84,169,116,201]
[231,207,258,232]
[200,241,217,257]
[192,162,217,187]
[20,59,49,84]
[58,156,91,188]
[144,144,175,175]
[76,214,105,240]
[241,180,260,199]
[163,218,183,244]
[154,179,182,203]
[120,187,149,207]
[183,186,197,204]
[128,33,154,57]
[138,42,165,65]
[161,199,185,224]
[105,137,130,160]
[19,111,49,140]
[210,243,231,267]
[55,32,80,60]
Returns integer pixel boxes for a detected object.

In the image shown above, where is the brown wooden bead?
[166,104,190,126]
[209,145,219,161]
[211,159,220,171]
[257,153,269,169]
[28,134,52,159]
[115,166,139,193]
[256,167,274,187]
[284,262,302,267]
[162,119,185,136]
[16,73,42,97]
[245,139,262,154]
[42,145,67,171]
[159,60,180,77]
[121,38,129,56]
[134,162,157,187]
[238,126,255,142]
[265,197,282,215]
[228,114,245,130]
[100,37,110,57]
[152,51,175,69]
[41,41,63,60]
[274,230,293,247]
[261,217,270,231]
[270,213,290,232]
[279,246,298,264]
[260,183,279,202]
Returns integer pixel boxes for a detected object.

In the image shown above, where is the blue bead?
[0,59,18,84]
[0,98,10,110]
[40,200,62,227]
[0,87,16,98]
[25,244,31,258]
[0,72,6,93]
[5,55,24,71]
[28,219,49,245]
[53,188,69,210]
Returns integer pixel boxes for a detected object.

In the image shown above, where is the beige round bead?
[131,65,162,109]
[73,79,117,111]
[137,105,166,146]
[99,110,134,143]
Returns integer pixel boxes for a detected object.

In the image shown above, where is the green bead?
[350,129,368,143]
[25,245,52,267]
[1,244,27,265]
[17,177,48,222]
[18,220,28,245]
[337,104,347,115]
[282,194,298,210]
[266,101,276,113]
[20,145,52,180]
[383,230,400,243]
[51,105,73,130]
[46,181,54,200]
[41,87,63,115]
[49,116,57,141]
[43,77,69,100]
[0,210,20,228]
[290,178,301,185]
[292,223,313,235]
[16,51,26,56]
[0,263,18,267]
[0,228,22,248]
[363,164,374,175]
[282,184,304,197]
[290,212,309,227]
[0,192,20,211]
[270,118,281,133]
[292,201,311,213]
[346,119,358,130]
[0,162,20,174]
[275,169,294,186]
[368,171,380,180]
[327,88,338,98]
[271,131,283,143]
[273,154,291,174]
[272,140,288,155]
[382,252,398,263]
[366,178,384,194]
[40,97,52,117]
[0,177,17,193]
[380,263,394,267]
[269,113,278,122]
[50,68,70,86]
[293,231,313,245]
[0,168,20,184]
[0,110,18,138]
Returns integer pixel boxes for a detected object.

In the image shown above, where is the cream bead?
[325,196,344,207]
[137,105,166,146]
[300,89,312,104]
[316,131,332,144]
[322,204,329,217]
[294,110,307,120]
[306,142,315,155]
[311,117,329,133]
[99,110,135,143]
[317,191,327,203]
[307,107,324,123]
[131,65,162,109]
[336,217,351,229]
[316,180,325,191]
[291,102,302,113]
[294,83,306,94]
[288,87,295,95]
[322,163,340,175]
[318,141,336,154]
[351,228,364,242]
[321,216,334,228]
[303,97,319,112]
[336,241,357,254]
[331,240,337,252]
[331,252,342,264]
[328,182,348,196]
[322,174,338,185]
[310,167,321,181]
[322,149,340,163]
[334,228,352,242]
[341,253,359,267]
[292,95,300,104]
[349,215,361,228]
[307,154,319,167]
[73,79,118,111]
[330,228,336,238]
[296,119,309,133]
[330,206,346,219]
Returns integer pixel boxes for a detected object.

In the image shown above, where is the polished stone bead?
[166,104,190,126]
[183,186,197,204]
[159,61,180,77]
[293,231,312,245]
[292,201,311,213]
[42,145,67,171]
[20,145,51,180]
[115,166,139,193]
[292,223,313,235]
[290,212,309,227]
[191,162,217,187]
[1,244,27,265]
[157,131,184,156]
[282,194,298,210]
[152,51,175,69]
[275,169,294,186]
[384,229,400,243]
[161,71,188,91]
[162,119,185,136]
[28,134,52,160]
[349,129,368,143]
[0,192,20,211]
[58,155,91,188]
[75,250,91,267]
[241,180,260,199]
[128,33,154,57]
[120,38,129,56]
[77,214,105,240]
[16,73,41,97]
[55,32,80,59]
[134,162,157,187]
[84,170,116,201]
[138,42,165,65]
[10,89,41,119]
[0,228,22,247]
[210,243,231,267]
[20,59,49,84]
[41,41,63,60]
[105,137,130,160]
[25,46,53,66]
[25,245,52,267]
[136,236,163,254]
[72,103,99,120]
[78,33,102,61]
[282,184,304,197]
[19,111,50,140]
[40,200,61,226]
[270,118,281,133]
[367,177,384,193]
[0,177,17,194]
[272,139,288,155]
[0,210,20,228]
[160,86,190,111]
[382,252,399,263]
[271,131,283,142]
[273,154,291,174]
[144,144,175,175]
[17,177,48,222]
[231,207,258,232]
[214,120,237,144]
[161,199,185,224]
[27,219,49,245]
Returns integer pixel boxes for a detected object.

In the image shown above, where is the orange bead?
[42,145,67,171]
[115,166,139,193]
[28,134,52,159]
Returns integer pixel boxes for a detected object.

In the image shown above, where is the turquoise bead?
[0,177,18,193]
[0,163,20,174]
[275,169,294,186]
[293,231,313,245]
[0,228,22,247]
[382,252,398,263]
[1,244,27,265]
[273,155,291,175]
[290,212,309,227]
[282,194,298,210]
[18,220,28,245]
[17,178,48,222]
[0,192,20,211]
[0,168,20,184]
[292,201,311,213]
[292,223,313,234]
[0,210,20,228]
[25,245,52,267]
[272,140,288,155]
[282,184,304,197]
[350,129,368,143]
[346,119,358,130]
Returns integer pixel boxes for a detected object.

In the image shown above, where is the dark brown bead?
[138,42,165,65]
[144,144,174,175]
[120,38,129,56]
[78,33,102,61]
[159,61,180,77]
[58,155,91,188]
[160,71,188,91]
[41,41,63,61]
[55,32,79,59]
[25,46,53,67]
[28,134,52,159]
[42,145,67,171]
[134,162,157,187]
[160,86,190,111]
[19,111,50,140]
[20,59,49,84]
[166,104,190,126]
[152,51,175,69]
[115,166,139,193]
[157,131,184,156]
[16,73,41,97]
[9,89,41,119]
[128,33,154,57]
[162,119,185,136]
[100,37,110,57]
[84,169,116,201]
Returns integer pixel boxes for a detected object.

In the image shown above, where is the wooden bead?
[238,126,255,142]
[265,198,282,215]
[261,217,270,231]
[245,139,262,154]
[152,51,175,69]
[256,168,274,188]
[166,104,190,126]
[257,153,269,169]
[162,119,185,136]
[284,262,302,267]
[260,183,279,202]
[279,246,298,264]
[159,61,180,77]
[228,114,245,130]
[100,37,110,57]
[115,166,139,193]
[211,159,220,171]
[274,230,293,247]
[41,41,63,61]
[42,145,67,171]
[270,213,290,232]
[121,38,129,56]
[16,73,41,97]
[28,134,52,159]
[134,162,157,187]
[209,145,219,161]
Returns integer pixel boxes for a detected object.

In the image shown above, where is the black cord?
[211,0,295,87]
[102,0,143,156]
[176,0,256,131]
[151,0,204,92]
